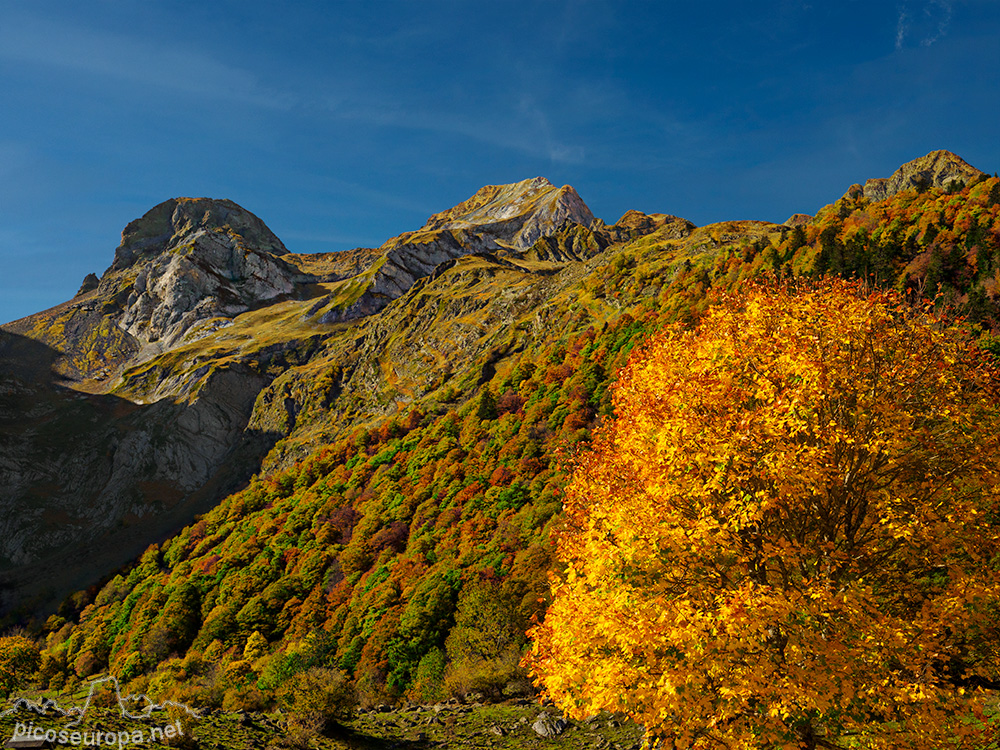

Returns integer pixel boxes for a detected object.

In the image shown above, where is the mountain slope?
[401,177,594,250]
[0,181,638,617]
[6,155,1000,710]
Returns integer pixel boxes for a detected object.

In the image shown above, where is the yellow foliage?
[242,631,268,662]
[529,279,1000,749]
[0,635,41,698]
[277,667,355,724]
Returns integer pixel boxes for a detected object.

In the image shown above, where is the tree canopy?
[529,280,1000,749]
[0,636,41,698]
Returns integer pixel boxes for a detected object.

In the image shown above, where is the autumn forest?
[3,155,1000,749]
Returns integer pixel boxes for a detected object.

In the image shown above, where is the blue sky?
[1,0,998,324]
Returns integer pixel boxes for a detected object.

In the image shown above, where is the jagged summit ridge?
[861,150,986,201]
[422,176,558,227]
[411,176,595,251]
[319,176,599,322]
[111,178,597,340]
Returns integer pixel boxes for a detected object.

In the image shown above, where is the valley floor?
[0,700,645,750]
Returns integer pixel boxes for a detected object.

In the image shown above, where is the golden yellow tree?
[0,635,40,698]
[529,280,1000,749]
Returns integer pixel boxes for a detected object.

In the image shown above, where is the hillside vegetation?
[5,153,1000,720]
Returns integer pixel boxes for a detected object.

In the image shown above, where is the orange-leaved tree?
[529,279,1000,749]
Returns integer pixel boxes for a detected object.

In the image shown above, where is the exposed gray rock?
[0,355,269,612]
[532,711,568,737]
[118,227,295,349]
[784,213,813,227]
[112,197,287,271]
[316,177,600,323]
[0,179,628,615]
[861,150,986,202]
[418,176,595,251]
[75,273,100,297]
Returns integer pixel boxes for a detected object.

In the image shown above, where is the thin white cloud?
[896,5,911,50]
[920,0,953,46]
[895,0,953,49]
[0,11,292,109]
[330,97,589,166]
[516,95,588,164]
[0,10,597,168]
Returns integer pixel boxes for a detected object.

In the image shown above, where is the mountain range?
[0,174,614,615]
[2,149,997,706]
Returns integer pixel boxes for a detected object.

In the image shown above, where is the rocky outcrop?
[75,273,99,297]
[102,198,298,350]
[784,213,813,227]
[407,176,596,252]
[111,197,288,271]
[862,150,986,201]
[373,231,470,301]
[0,200,311,614]
[5,197,304,384]
[602,210,696,246]
[317,177,600,322]
[117,227,296,349]
[531,712,568,737]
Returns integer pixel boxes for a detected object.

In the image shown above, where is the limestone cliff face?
[319,177,599,322]
[862,150,986,201]
[0,200,307,613]
[111,197,288,270]
[117,229,295,349]
[5,198,302,384]
[0,336,271,614]
[108,198,297,350]
[409,176,596,251]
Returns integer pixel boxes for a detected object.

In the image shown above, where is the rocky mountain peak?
[112,197,288,271]
[409,176,595,251]
[310,178,600,324]
[862,150,986,201]
[106,198,296,349]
